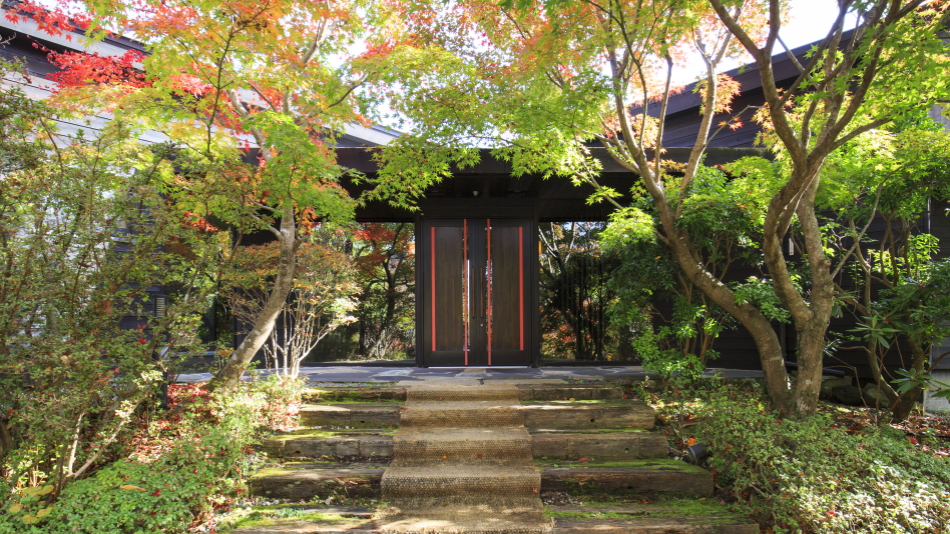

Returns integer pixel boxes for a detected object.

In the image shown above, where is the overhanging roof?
[339,147,771,222]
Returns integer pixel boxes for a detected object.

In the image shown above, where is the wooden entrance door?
[421,218,533,366]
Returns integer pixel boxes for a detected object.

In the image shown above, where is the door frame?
[414,198,540,367]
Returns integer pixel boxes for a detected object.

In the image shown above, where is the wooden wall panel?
[491,225,523,351]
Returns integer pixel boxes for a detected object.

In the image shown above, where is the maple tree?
[6,0,401,389]
[822,122,950,421]
[539,222,624,361]
[349,223,416,359]
[222,228,359,378]
[371,0,950,416]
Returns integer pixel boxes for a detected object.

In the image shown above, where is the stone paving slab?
[176,365,764,384]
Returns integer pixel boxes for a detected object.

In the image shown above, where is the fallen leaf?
[120,485,147,491]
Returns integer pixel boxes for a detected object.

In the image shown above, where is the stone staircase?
[231,380,757,533]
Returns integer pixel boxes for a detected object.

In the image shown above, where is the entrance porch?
[175,364,765,384]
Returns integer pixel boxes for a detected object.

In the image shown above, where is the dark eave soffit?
[340,146,771,223]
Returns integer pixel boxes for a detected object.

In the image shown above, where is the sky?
[783,0,846,49]
[672,0,851,85]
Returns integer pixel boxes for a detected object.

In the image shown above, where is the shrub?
[0,59,224,500]
[0,382,272,533]
[697,390,950,533]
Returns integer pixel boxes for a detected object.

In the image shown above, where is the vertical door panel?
[432,226,464,351]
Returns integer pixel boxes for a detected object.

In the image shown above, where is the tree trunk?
[788,321,829,415]
[660,223,791,411]
[207,205,299,391]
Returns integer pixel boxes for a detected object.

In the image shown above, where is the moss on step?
[250,460,337,478]
[303,384,401,399]
[303,392,403,404]
[545,509,644,520]
[221,509,364,531]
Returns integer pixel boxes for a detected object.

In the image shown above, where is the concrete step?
[380,465,541,498]
[250,460,709,501]
[299,400,654,430]
[398,400,524,428]
[264,430,667,461]
[390,427,532,465]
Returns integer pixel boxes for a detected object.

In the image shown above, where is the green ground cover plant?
[638,380,950,533]
[1,377,303,533]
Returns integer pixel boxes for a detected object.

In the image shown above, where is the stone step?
[299,404,401,429]
[517,384,624,401]
[550,504,758,533]
[226,506,376,534]
[249,463,386,501]
[224,504,757,534]
[303,384,624,404]
[250,461,709,501]
[524,401,654,429]
[299,400,654,430]
[261,430,394,459]
[264,430,667,461]
[230,525,377,533]
[539,460,713,498]
[531,431,667,460]
[405,383,521,402]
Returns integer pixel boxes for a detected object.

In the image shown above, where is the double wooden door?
[420,218,534,366]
